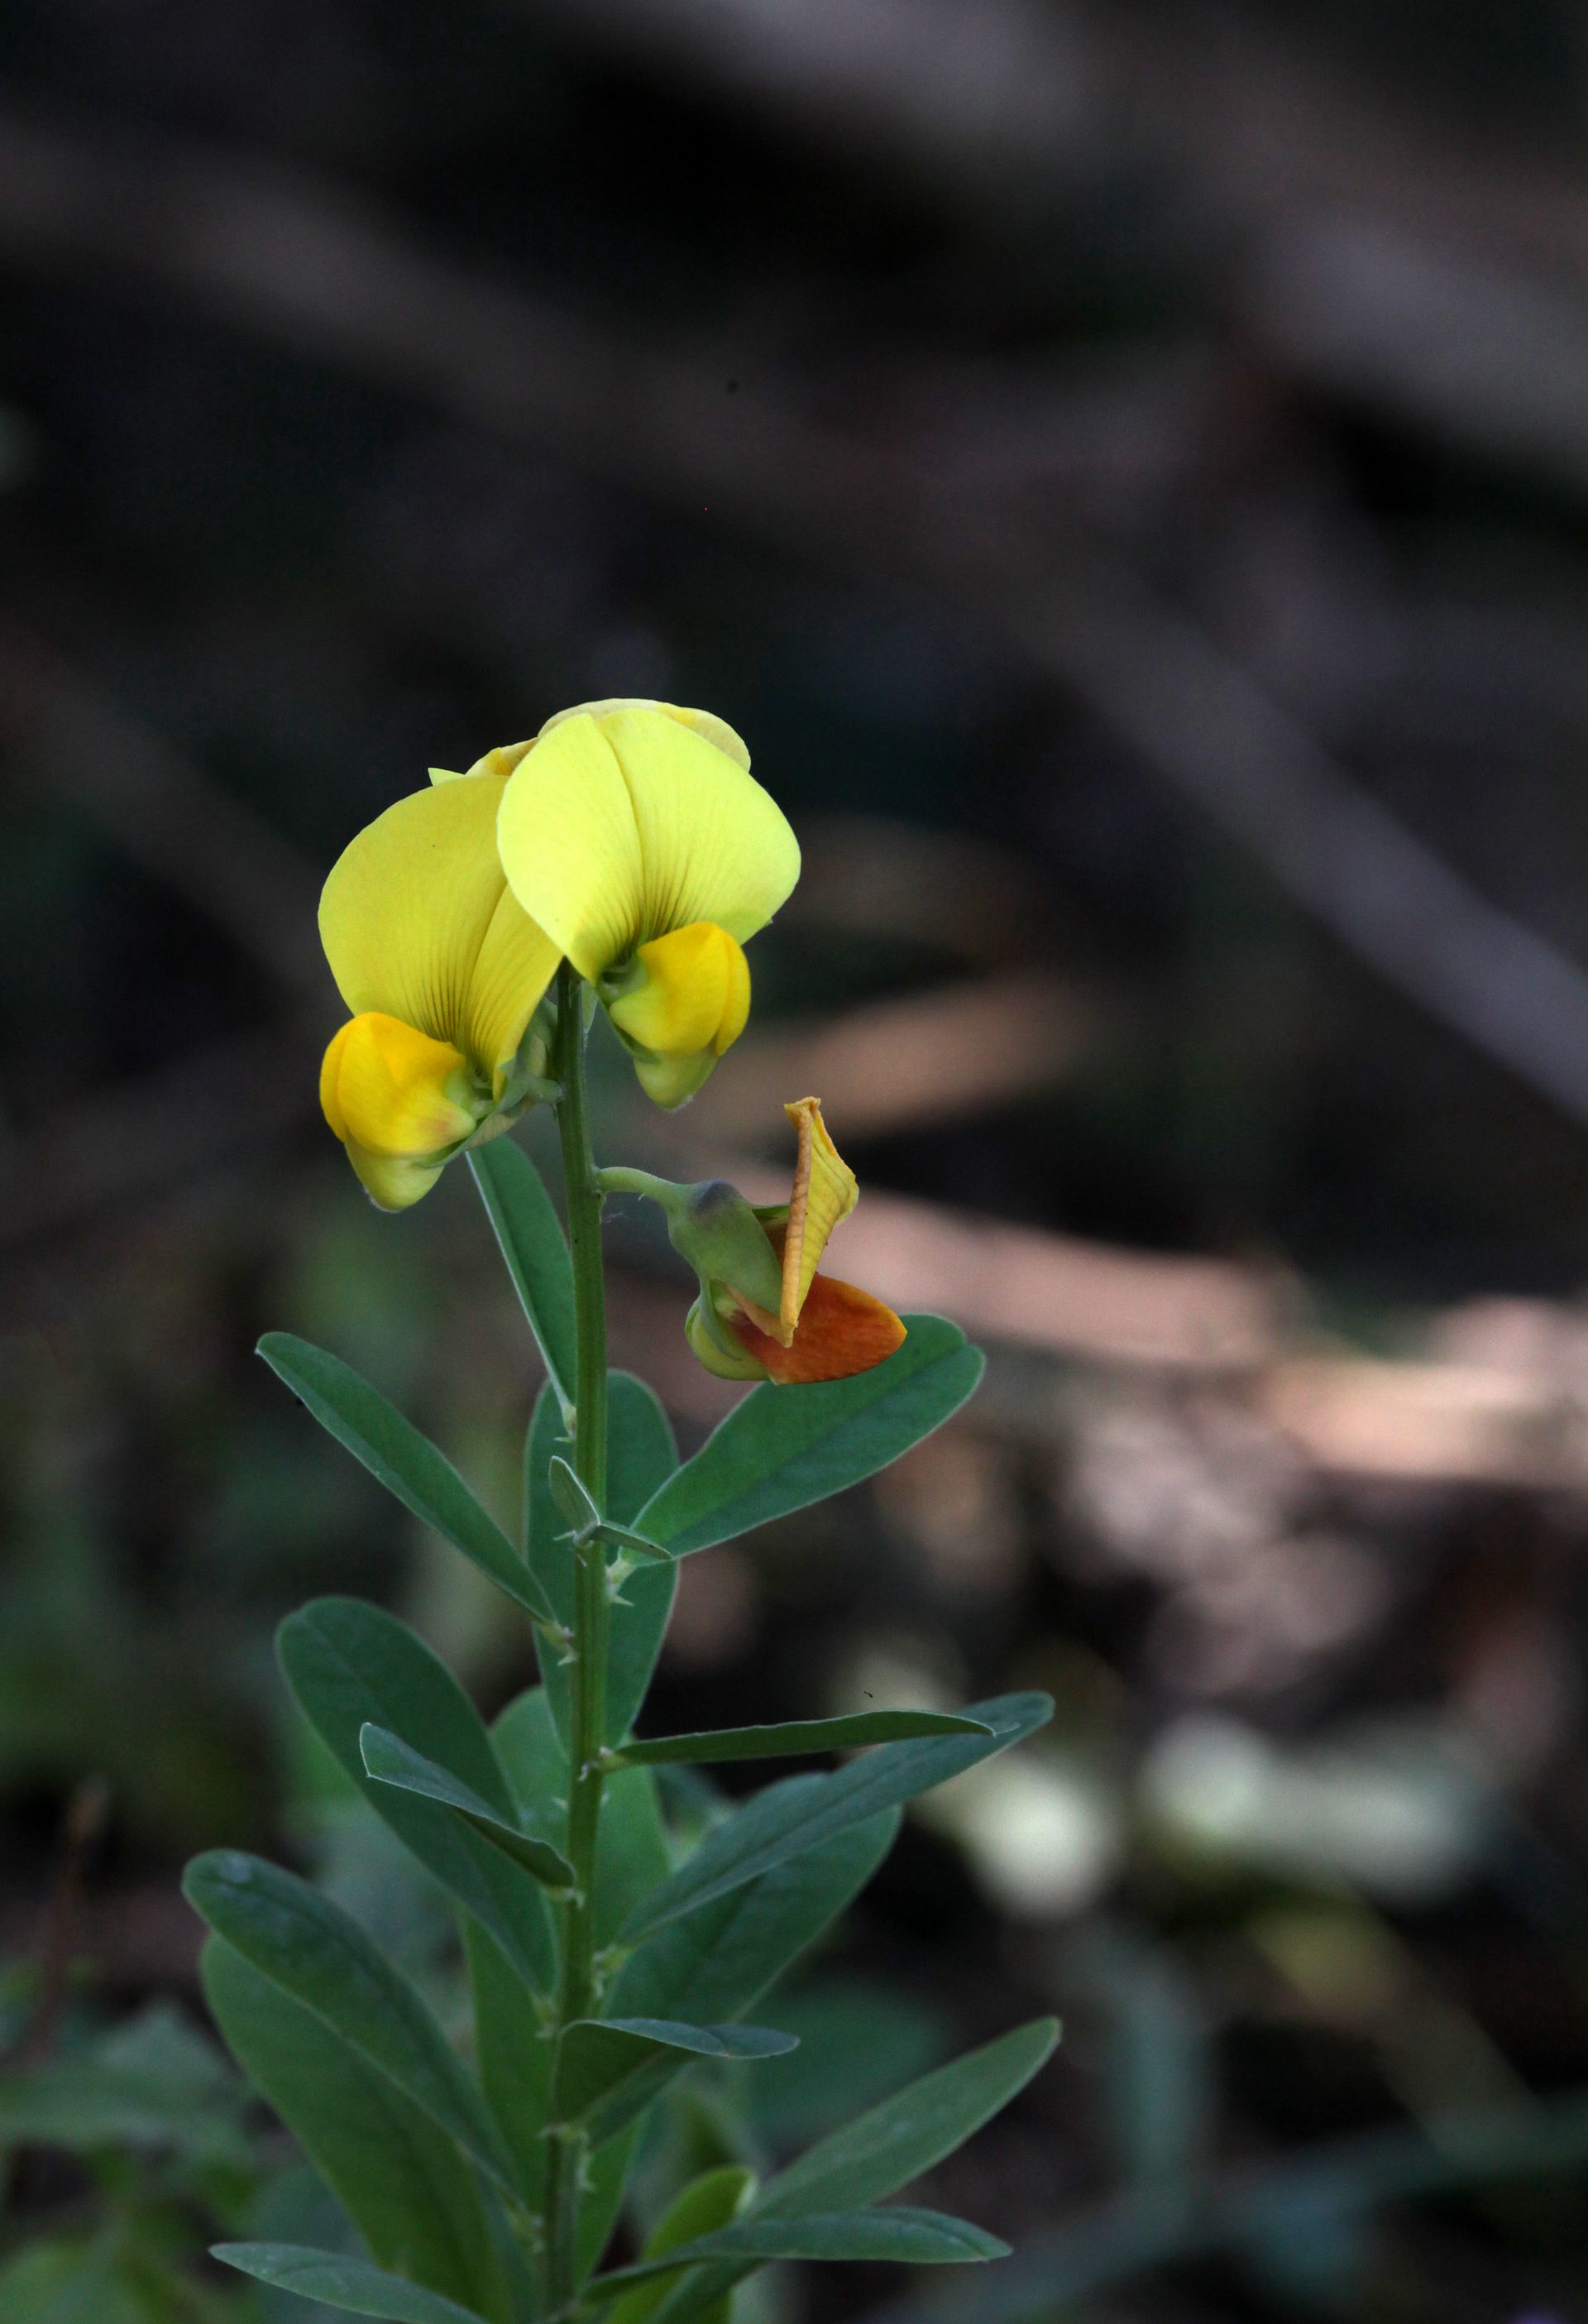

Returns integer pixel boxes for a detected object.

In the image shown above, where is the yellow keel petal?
[321,1013,479,1158]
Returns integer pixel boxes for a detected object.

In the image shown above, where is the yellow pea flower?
[686,1098,906,1384]
[318,765,561,1209]
[495,699,799,1107]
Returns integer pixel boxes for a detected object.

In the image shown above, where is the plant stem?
[546,961,610,2310]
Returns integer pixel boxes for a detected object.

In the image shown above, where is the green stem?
[545,962,610,2311]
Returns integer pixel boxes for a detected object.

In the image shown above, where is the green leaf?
[464,1920,552,2213]
[279,1598,554,1994]
[616,1712,991,1766]
[468,1142,577,1411]
[637,2029,1053,2324]
[761,2018,1059,2217]
[635,1316,983,1557]
[487,1685,670,1941]
[527,1376,678,1747]
[203,1941,509,2320]
[185,1850,514,2192]
[553,2017,796,2144]
[213,2244,490,2323]
[610,2167,757,2324]
[260,1335,558,1632]
[359,1725,576,1890]
[612,1813,899,2026]
[590,2207,1007,2295]
[619,1694,1053,1943]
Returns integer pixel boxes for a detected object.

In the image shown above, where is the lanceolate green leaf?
[615,1711,990,1766]
[761,2019,1060,2217]
[588,2207,1008,2297]
[619,1694,1053,1944]
[612,1813,899,2026]
[185,1852,514,2192]
[202,1943,509,2322]
[527,1375,678,1748]
[639,2020,1059,2324]
[213,2243,491,2324]
[552,2019,797,2143]
[635,1316,983,1558]
[463,1921,552,2213]
[468,1142,577,1412]
[259,1335,557,1632]
[359,1726,576,1890]
[279,1598,554,1995]
[609,2168,757,2324]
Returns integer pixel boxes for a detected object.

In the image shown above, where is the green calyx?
[597,1170,784,1355]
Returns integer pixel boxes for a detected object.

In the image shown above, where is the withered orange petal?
[729,1272,906,1385]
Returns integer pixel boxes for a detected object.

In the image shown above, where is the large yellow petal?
[320,777,556,1078]
[538,698,751,771]
[497,707,799,980]
[465,884,562,1090]
[496,712,645,981]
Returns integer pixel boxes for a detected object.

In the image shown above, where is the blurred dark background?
[9,1,1588,2317]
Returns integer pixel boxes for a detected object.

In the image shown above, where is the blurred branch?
[0,626,323,995]
[2,102,1587,1131]
[525,0,1588,486]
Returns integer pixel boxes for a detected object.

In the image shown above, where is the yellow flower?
[319,767,560,1209]
[686,1098,906,1384]
[495,700,799,1106]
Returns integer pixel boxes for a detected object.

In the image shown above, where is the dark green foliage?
[203,1143,1045,2324]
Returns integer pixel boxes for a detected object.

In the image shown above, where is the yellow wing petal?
[321,777,554,1075]
[465,884,562,1090]
[497,707,799,979]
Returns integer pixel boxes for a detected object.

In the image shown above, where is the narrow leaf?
[469,1141,578,1410]
[260,1335,557,1632]
[610,2168,757,2324]
[184,1852,514,2192]
[619,1694,1053,1943]
[203,1942,509,2320]
[279,1598,554,1995]
[761,2019,1059,2216]
[464,1921,552,2214]
[635,2029,1055,2324]
[588,2207,1008,2296]
[636,1316,983,1558]
[360,1725,576,1890]
[613,1814,899,2026]
[616,1712,990,1767]
[213,2244,490,2324]
[553,2017,796,2141]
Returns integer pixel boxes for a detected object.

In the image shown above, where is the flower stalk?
[545,959,610,2310]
